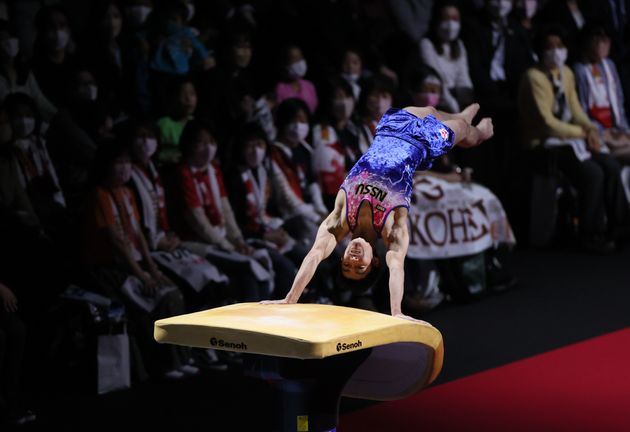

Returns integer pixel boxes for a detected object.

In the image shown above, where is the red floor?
[340,328,630,432]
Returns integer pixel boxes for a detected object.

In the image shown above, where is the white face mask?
[13,117,36,138]
[128,5,152,26]
[144,137,158,157]
[13,138,31,152]
[287,121,310,142]
[544,47,567,67]
[378,96,392,116]
[207,142,218,162]
[1,37,19,59]
[288,59,307,79]
[186,3,195,21]
[342,72,360,82]
[55,29,70,51]
[438,20,461,42]
[490,0,513,18]
[524,0,537,19]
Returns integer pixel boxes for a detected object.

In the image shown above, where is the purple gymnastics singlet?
[340,108,454,235]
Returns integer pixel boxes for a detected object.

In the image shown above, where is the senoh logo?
[209,337,248,350]
[336,340,362,352]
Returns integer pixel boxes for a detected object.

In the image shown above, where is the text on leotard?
[355,183,388,202]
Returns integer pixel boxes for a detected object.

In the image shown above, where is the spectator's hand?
[392,312,433,326]
[235,240,254,256]
[0,283,18,313]
[586,129,601,153]
[139,272,158,297]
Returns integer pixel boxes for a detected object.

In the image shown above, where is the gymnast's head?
[341,237,380,281]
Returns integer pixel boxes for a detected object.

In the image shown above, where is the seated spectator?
[31,5,78,109]
[274,44,318,114]
[312,77,357,208]
[81,139,197,380]
[518,25,628,253]
[420,0,474,113]
[269,98,327,244]
[573,26,630,164]
[403,65,453,113]
[0,20,56,121]
[357,75,395,138]
[537,0,588,63]
[174,119,273,302]
[339,47,368,100]
[156,77,197,164]
[45,69,100,210]
[3,92,66,236]
[124,119,229,308]
[147,0,213,76]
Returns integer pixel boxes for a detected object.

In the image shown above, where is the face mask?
[79,84,98,101]
[1,37,19,58]
[207,142,217,162]
[55,29,70,51]
[378,96,392,116]
[114,162,132,183]
[544,47,567,67]
[596,41,610,60]
[12,117,36,138]
[287,121,310,142]
[128,5,152,26]
[247,146,266,167]
[342,72,360,82]
[287,59,307,79]
[524,0,537,19]
[416,92,441,107]
[13,138,31,152]
[489,0,512,18]
[438,20,461,42]
[186,3,195,21]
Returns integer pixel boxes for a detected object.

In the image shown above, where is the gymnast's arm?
[385,211,431,324]
[261,192,347,304]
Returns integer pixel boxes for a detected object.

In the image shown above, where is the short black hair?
[534,24,567,58]
[275,97,311,132]
[335,254,383,295]
[179,118,217,159]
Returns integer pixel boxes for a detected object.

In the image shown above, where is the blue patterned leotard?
[340,108,454,235]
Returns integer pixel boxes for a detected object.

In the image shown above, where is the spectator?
[3,93,66,236]
[518,25,628,252]
[0,20,56,120]
[81,138,197,380]
[420,0,474,113]
[274,44,318,114]
[537,0,588,63]
[147,0,213,77]
[403,65,453,113]
[573,26,630,163]
[357,74,395,138]
[174,119,273,302]
[156,77,197,164]
[45,69,100,210]
[269,98,327,244]
[32,5,78,109]
[339,47,367,100]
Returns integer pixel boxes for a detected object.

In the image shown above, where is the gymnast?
[262,104,493,322]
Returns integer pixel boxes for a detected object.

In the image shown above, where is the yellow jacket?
[518,65,594,149]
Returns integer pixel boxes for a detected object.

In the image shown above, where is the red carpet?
[340,328,630,432]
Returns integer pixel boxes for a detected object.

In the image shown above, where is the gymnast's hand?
[393,312,433,327]
[260,297,295,305]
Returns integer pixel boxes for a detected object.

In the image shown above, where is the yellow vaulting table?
[155,303,444,432]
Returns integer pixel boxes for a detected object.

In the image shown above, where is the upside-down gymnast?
[262,104,493,322]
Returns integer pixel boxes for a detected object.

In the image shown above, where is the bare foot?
[476,117,494,142]
[458,103,480,124]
